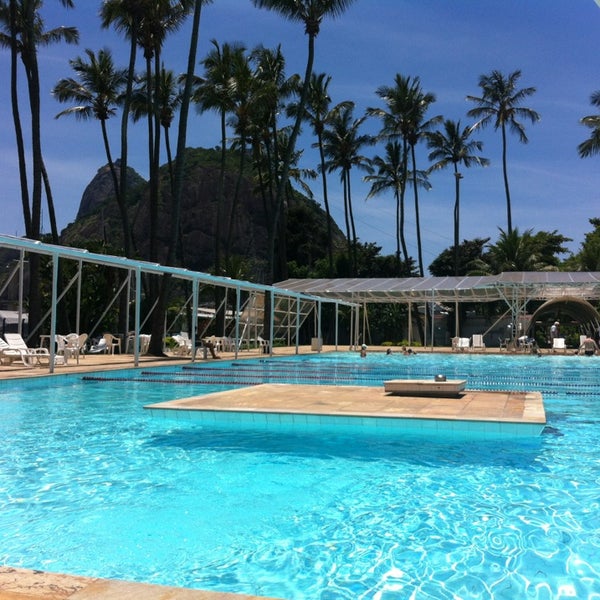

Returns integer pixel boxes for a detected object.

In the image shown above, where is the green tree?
[427,119,489,275]
[574,218,600,271]
[578,91,600,159]
[466,69,540,234]
[429,237,490,276]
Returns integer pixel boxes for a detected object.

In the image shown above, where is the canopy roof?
[276,273,600,304]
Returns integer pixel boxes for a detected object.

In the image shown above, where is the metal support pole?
[18,250,24,335]
[235,286,241,359]
[191,279,199,361]
[134,267,141,367]
[269,291,275,356]
[295,297,301,354]
[317,300,322,354]
[335,302,339,351]
[49,254,59,374]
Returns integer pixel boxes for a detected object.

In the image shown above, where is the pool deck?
[0,345,546,600]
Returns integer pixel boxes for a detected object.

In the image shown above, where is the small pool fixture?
[434,374,447,382]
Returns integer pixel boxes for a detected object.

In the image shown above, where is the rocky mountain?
[60,148,345,281]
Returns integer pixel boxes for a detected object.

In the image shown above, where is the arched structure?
[530,296,600,333]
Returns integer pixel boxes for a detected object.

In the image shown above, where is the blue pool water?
[1,352,600,599]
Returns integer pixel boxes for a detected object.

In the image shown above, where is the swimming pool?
[1,352,600,599]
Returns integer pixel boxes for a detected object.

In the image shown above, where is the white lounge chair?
[0,337,35,367]
[552,337,567,354]
[451,337,470,352]
[471,334,486,352]
[89,337,107,354]
[171,334,192,356]
[3,333,50,365]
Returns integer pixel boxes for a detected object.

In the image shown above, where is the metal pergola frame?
[0,235,358,372]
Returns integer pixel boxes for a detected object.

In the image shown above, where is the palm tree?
[367,74,439,276]
[100,0,149,257]
[427,119,489,275]
[466,69,540,234]
[364,141,408,273]
[322,103,371,274]
[194,40,246,276]
[0,0,78,342]
[487,227,538,272]
[251,0,356,284]
[102,0,194,263]
[130,66,182,187]
[578,91,600,159]
[53,48,130,252]
[0,0,78,242]
[289,73,352,276]
[406,87,441,277]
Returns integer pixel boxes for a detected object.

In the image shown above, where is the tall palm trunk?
[398,143,410,268]
[23,5,44,342]
[225,138,247,273]
[342,175,352,267]
[41,161,59,242]
[410,145,424,276]
[9,0,30,234]
[119,26,137,259]
[149,0,203,357]
[453,164,461,276]
[346,169,358,274]
[501,124,512,234]
[317,134,334,275]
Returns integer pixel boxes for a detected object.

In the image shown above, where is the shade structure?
[276,273,600,304]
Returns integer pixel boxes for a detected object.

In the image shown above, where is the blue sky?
[1,0,600,272]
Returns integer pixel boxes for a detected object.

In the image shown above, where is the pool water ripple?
[2,353,600,598]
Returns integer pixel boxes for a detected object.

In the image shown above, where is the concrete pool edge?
[0,566,282,600]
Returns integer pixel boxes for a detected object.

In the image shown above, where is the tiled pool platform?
[145,383,546,437]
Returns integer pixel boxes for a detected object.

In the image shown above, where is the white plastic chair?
[552,337,567,354]
[103,333,121,355]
